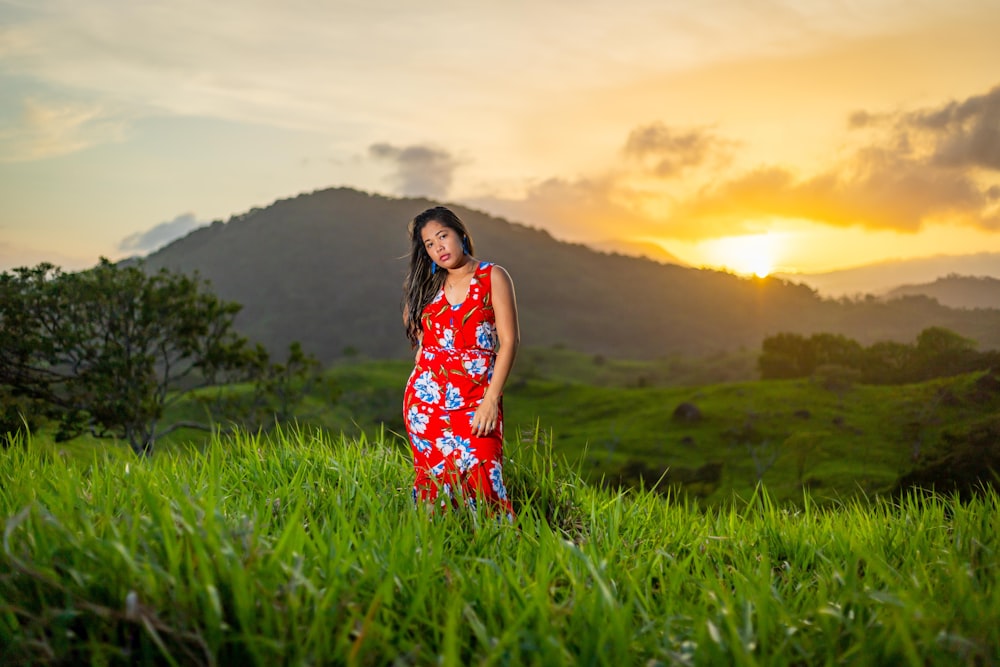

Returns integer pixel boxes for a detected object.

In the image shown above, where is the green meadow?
[2,428,997,665]
[15,347,998,506]
[3,350,998,663]
[318,351,1000,506]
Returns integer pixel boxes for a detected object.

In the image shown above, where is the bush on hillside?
[892,413,1000,500]
[672,402,702,423]
[760,327,996,385]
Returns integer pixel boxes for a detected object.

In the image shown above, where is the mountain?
[774,252,1000,297]
[582,239,687,265]
[885,275,1000,310]
[140,187,1000,363]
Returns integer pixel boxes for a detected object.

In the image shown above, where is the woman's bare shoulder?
[489,264,514,284]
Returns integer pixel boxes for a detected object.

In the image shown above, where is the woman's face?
[420,220,465,271]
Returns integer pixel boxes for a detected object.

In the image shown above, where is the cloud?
[623,122,735,177]
[466,175,666,241]
[2,0,980,157]
[673,84,1000,236]
[912,84,1000,171]
[465,122,741,240]
[846,110,885,129]
[118,213,204,253]
[673,155,996,237]
[369,142,460,198]
[849,84,1000,171]
[468,85,1000,243]
[0,97,127,162]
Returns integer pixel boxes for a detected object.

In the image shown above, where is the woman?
[402,206,519,519]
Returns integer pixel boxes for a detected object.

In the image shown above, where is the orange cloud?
[672,84,1000,235]
[673,152,996,236]
[468,85,1000,243]
[465,122,741,240]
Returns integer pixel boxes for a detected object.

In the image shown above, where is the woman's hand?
[470,396,499,437]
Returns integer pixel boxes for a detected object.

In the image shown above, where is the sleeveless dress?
[403,261,514,519]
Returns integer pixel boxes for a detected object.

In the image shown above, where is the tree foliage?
[759,326,993,384]
[0,259,320,454]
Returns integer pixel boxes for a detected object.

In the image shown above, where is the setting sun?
[704,233,782,277]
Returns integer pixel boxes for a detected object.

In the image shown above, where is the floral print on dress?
[475,321,496,351]
[439,328,455,349]
[489,461,509,501]
[409,434,432,454]
[456,446,478,473]
[413,371,441,405]
[403,262,514,520]
[435,432,456,457]
[464,357,487,377]
[444,383,462,410]
[407,406,429,434]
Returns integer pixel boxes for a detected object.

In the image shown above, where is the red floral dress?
[403,261,513,520]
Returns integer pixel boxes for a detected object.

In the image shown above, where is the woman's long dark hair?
[402,206,475,346]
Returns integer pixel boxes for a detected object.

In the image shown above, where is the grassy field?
[320,354,1000,506]
[1,428,996,665]
[13,348,1000,507]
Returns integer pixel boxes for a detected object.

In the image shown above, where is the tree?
[0,260,319,455]
[860,340,914,384]
[760,332,868,380]
[195,341,339,432]
[758,332,814,379]
[0,385,41,448]
[761,326,993,385]
[913,326,977,378]
[809,333,864,369]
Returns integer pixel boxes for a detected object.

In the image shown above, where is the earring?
[462,240,468,255]
[431,262,437,274]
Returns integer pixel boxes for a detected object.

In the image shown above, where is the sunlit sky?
[2,0,999,277]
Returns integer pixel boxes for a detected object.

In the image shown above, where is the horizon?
[2,1,999,277]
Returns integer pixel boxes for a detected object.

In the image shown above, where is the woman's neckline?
[442,261,482,307]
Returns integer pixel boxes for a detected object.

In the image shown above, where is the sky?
[2,0,999,277]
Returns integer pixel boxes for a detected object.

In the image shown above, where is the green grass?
[1,427,997,665]
[534,370,998,502]
[314,358,1000,506]
[16,352,1000,508]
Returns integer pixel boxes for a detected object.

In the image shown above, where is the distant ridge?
[140,187,1000,363]
[583,238,687,266]
[885,275,1000,310]
[775,252,1000,297]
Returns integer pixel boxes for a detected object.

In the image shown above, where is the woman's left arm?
[471,265,520,436]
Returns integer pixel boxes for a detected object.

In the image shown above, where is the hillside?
[17,353,998,506]
[140,187,1000,363]
[309,359,1000,505]
[774,252,1000,297]
[582,237,687,265]
[885,274,1000,310]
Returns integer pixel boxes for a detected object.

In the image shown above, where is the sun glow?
[704,233,782,277]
